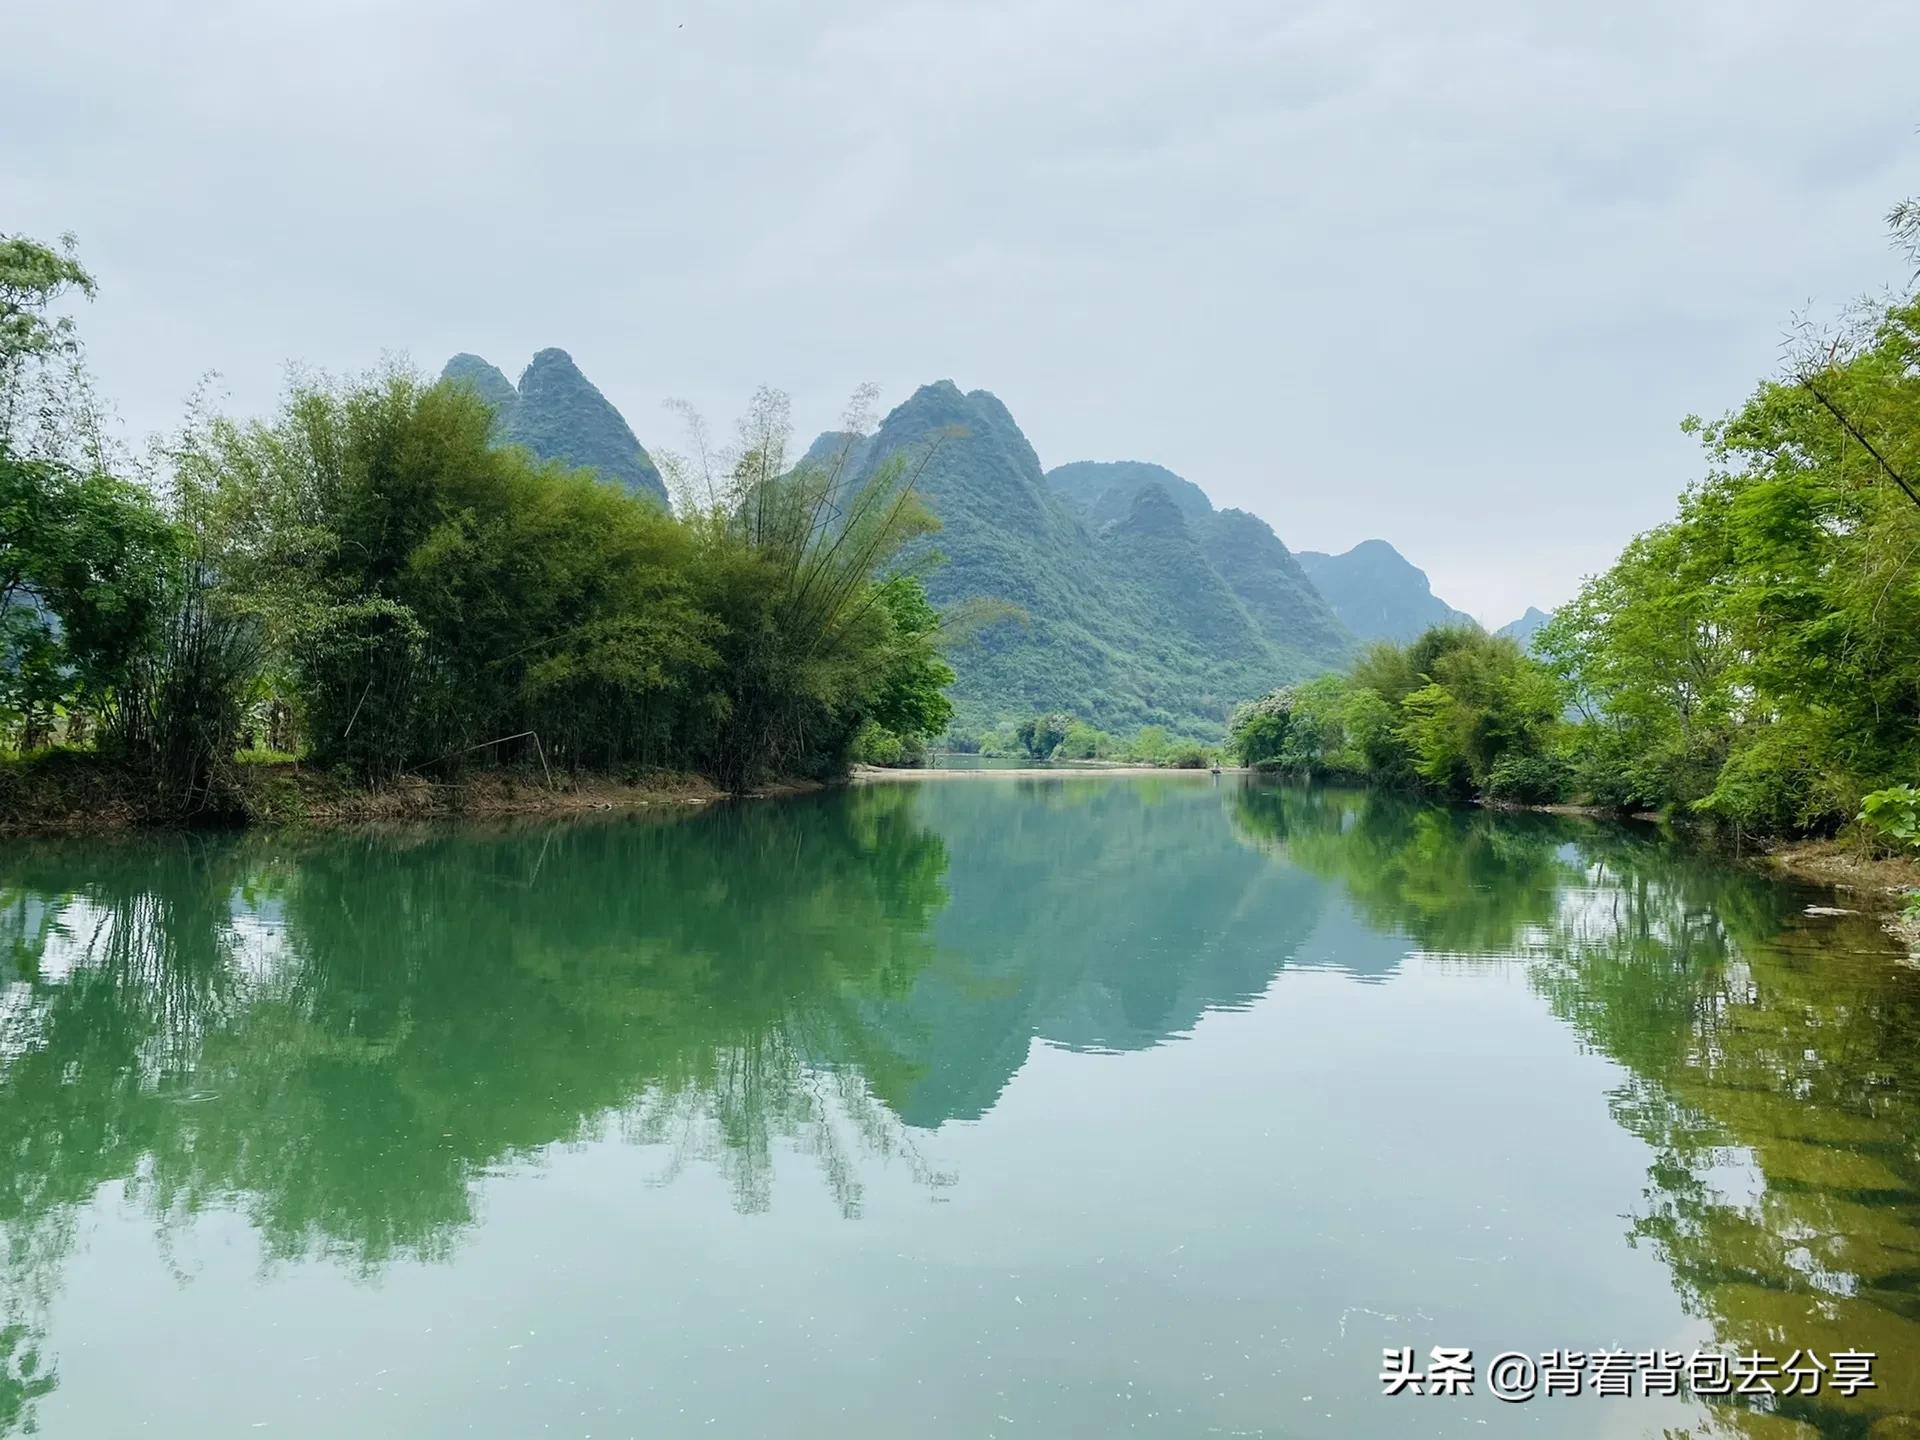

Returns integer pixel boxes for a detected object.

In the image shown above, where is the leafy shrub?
[1485,752,1573,805]
[851,721,905,766]
[1129,724,1172,765]
[977,723,1023,757]
[1860,785,1920,852]
[1056,722,1107,760]
[1695,718,1850,836]
[1014,711,1075,759]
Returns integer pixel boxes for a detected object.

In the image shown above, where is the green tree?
[1543,290,1920,830]
[1228,689,1292,766]
[1014,711,1074,759]
[1,233,187,762]
[860,577,956,756]
[1056,721,1120,759]
[664,387,947,788]
[1,455,178,747]
[1128,724,1172,765]
[186,368,719,781]
[0,231,95,448]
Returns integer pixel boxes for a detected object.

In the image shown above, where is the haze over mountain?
[802,384,1353,737]
[1048,460,1213,529]
[1048,459,1350,663]
[1496,606,1553,650]
[1295,540,1477,644]
[440,349,668,505]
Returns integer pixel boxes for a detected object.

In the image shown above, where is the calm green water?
[2,777,1917,1438]
[915,754,1113,769]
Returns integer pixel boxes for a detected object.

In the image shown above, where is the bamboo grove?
[1,231,954,811]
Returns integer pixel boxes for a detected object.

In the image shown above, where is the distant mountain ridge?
[430,356,1483,734]
[1049,459,1350,664]
[440,349,668,505]
[1295,539,1476,644]
[1049,460,1213,528]
[799,384,1354,737]
[1496,606,1552,649]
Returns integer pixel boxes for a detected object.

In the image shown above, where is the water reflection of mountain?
[4,778,1919,1436]
[0,777,1344,1357]
[856,777,1330,1125]
[1284,899,1413,983]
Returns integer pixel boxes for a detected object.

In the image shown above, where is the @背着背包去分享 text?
[1379,1346,1876,1402]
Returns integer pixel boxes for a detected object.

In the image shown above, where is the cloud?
[4,0,1915,623]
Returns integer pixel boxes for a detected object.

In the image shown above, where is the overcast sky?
[6,0,1916,624]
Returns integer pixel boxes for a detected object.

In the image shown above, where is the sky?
[6,0,1917,626]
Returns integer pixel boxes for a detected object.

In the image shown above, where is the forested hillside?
[1049,460,1350,665]
[805,385,1353,739]
[1295,539,1476,642]
[1048,459,1213,527]
[1199,507,1352,662]
[441,349,668,505]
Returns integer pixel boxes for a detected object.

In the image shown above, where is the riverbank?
[860,766,1920,951]
[1491,794,1919,947]
[0,752,792,834]
[11,758,1918,955]
[1759,837,1920,948]
[853,764,1247,781]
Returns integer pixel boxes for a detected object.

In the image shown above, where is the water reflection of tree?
[0,787,951,1434]
[627,1038,955,1217]
[1230,783,1585,954]
[1233,781,1920,1434]
[1535,877,1920,1434]
[8,782,1918,1436]
[0,833,270,1435]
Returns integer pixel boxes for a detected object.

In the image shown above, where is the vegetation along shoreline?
[8,192,1920,938]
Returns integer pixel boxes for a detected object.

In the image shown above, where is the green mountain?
[1295,539,1476,643]
[1099,486,1273,663]
[792,428,876,507]
[441,353,519,420]
[439,349,667,505]
[424,357,1464,732]
[1198,506,1352,661]
[1045,459,1351,666]
[1496,606,1552,650]
[804,383,1353,737]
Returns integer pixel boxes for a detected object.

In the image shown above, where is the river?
[0,775,1914,1437]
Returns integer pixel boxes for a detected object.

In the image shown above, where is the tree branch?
[1798,375,1920,511]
